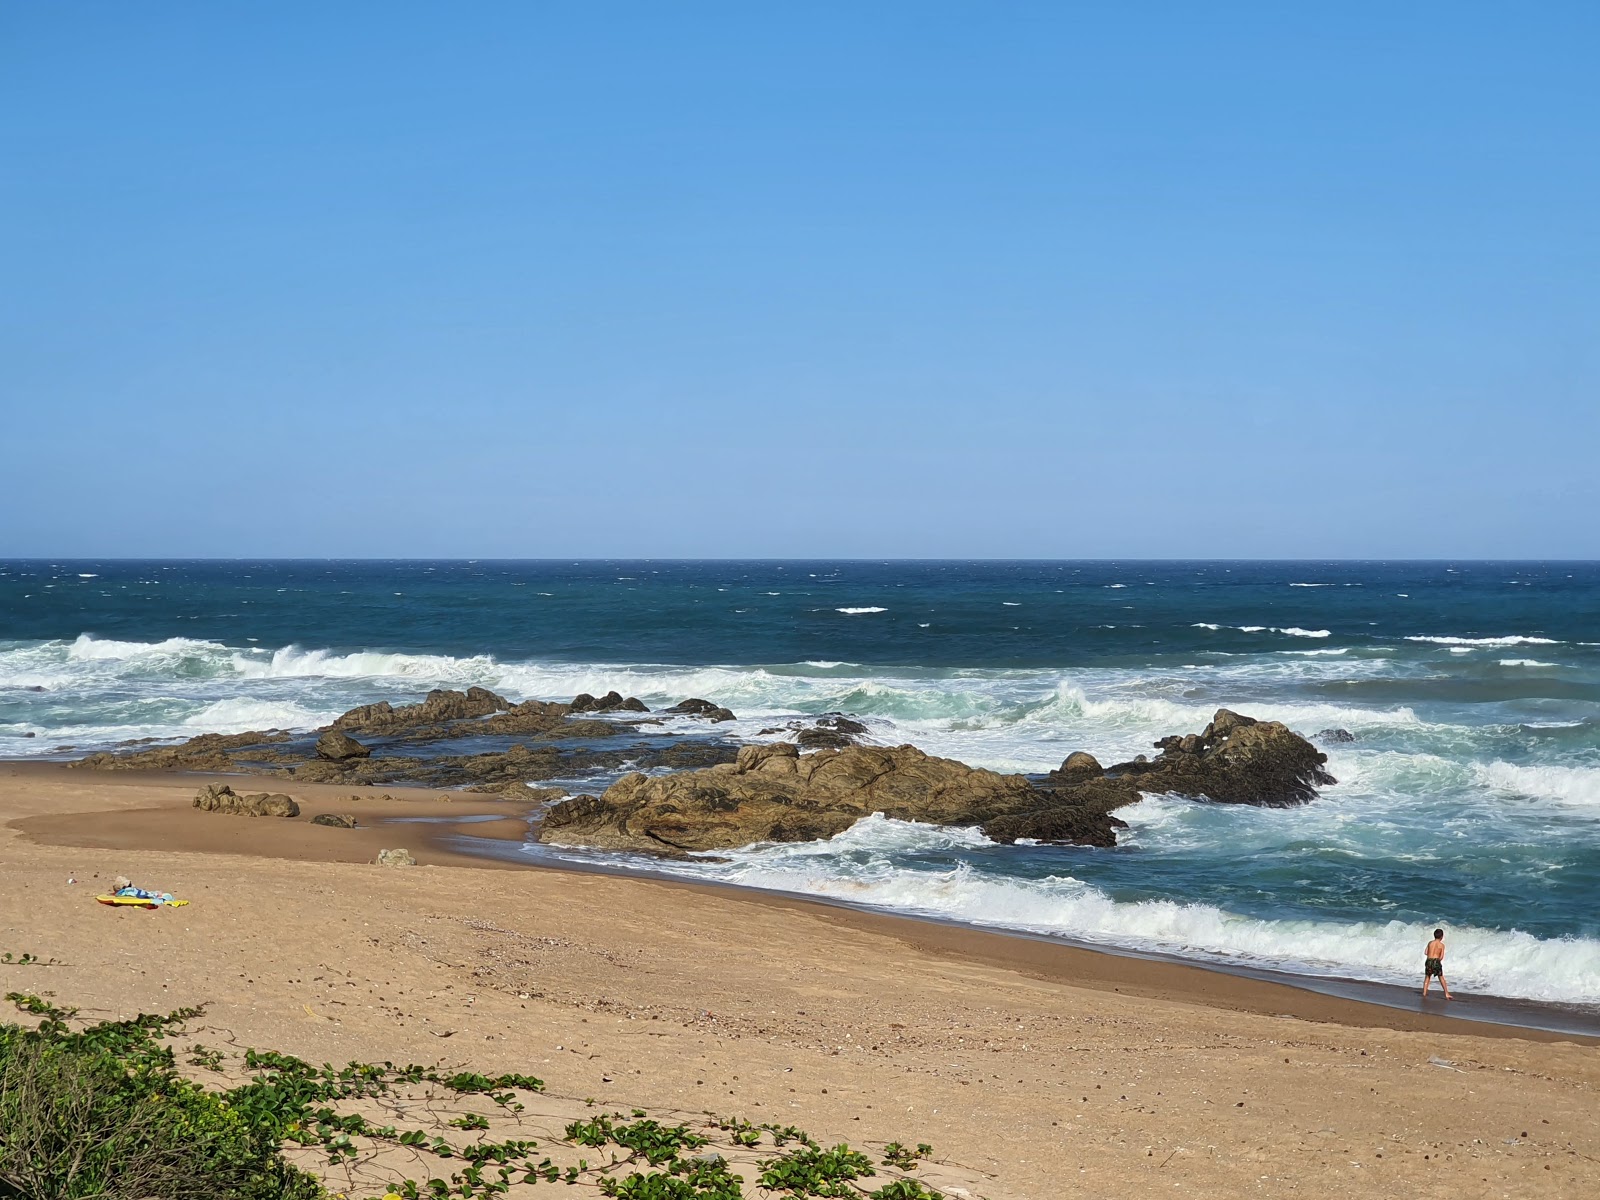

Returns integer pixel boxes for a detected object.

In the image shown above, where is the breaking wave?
[638,815,1600,1005]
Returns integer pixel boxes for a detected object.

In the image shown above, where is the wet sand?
[3,762,1598,1198]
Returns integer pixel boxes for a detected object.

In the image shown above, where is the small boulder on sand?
[311,813,359,829]
[376,848,416,867]
[192,783,300,818]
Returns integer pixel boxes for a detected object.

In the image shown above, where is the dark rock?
[666,698,719,714]
[1316,728,1356,744]
[311,813,359,828]
[619,697,649,712]
[666,698,736,721]
[21,732,34,738]
[315,729,372,761]
[590,691,627,712]
[982,809,1130,848]
[814,714,869,736]
[569,693,597,712]
[796,728,853,751]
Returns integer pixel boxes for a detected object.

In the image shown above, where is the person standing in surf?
[1422,928,1452,1000]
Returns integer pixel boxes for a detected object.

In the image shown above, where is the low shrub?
[0,1023,322,1200]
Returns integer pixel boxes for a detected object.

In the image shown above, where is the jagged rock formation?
[66,688,740,788]
[192,783,300,818]
[1104,709,1334,806]
[540,743,1071,855]
[539,709,1335,855]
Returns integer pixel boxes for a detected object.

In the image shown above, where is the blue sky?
[2,4,1596,558]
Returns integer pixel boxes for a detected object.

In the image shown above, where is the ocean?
[3,559,1598,1010]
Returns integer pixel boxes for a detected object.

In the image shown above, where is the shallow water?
[3,559,1597,1007]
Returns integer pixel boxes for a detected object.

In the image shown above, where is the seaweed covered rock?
[538,743,1123,855]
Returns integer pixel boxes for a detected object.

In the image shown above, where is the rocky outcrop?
[315,730,371,760]
[539,709,1335,856]
[331,687,512,734]
[192,783,300,818]
[1102,709,1334,806]
[1316,728,1356,744]
[539,743,1127,855]
[72,730,294,772]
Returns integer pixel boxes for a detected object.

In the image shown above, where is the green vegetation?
[0,1004,321,1200]
[879,1144,933,1171]
[757,1145,875,1196]
[0,992,946,1200]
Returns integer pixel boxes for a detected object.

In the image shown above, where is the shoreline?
[7,760,1600,1197]
[7,760,1594,1044]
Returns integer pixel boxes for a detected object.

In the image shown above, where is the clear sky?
[2,3,1596,558]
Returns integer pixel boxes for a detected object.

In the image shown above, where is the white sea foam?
[835,607,887,615]
[632,815,1600,1004]
[1499,659,1557,668]
[1406,635,1562,647]
[182,698,344,732]
[66,634,228,663]
[1289,582,1333,587]
[1192,624,1330,638]
[230,645,498,681]
[1475,761,1600,810]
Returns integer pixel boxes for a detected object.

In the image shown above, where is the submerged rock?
[1316,727,1356,744]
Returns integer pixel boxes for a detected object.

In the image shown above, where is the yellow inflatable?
[96,894,189,909]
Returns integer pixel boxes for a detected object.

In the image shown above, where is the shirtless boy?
[1422,927,1452,1000]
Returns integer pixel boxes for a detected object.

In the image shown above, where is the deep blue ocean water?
[4,559,1598,1006]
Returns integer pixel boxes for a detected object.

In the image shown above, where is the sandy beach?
[2,761,1597,1198]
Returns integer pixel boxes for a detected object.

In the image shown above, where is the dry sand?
[2,761,1597,1198]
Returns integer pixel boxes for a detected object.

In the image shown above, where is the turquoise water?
[2,559,1597,1004]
